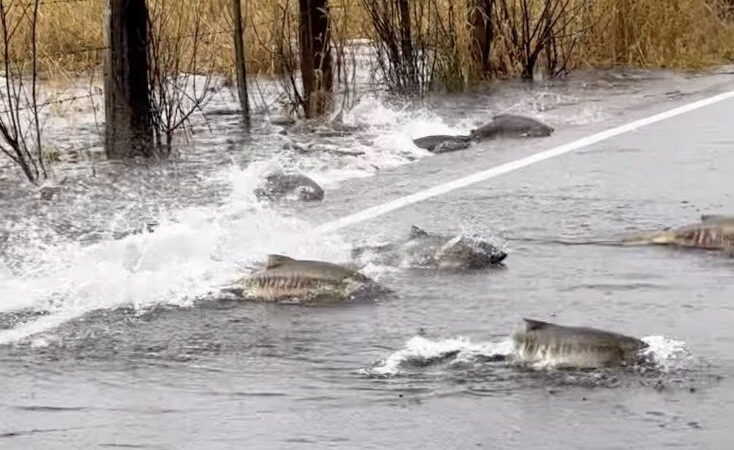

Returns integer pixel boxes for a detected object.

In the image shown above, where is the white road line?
[315,89,734,234]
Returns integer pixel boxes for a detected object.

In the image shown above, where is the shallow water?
[1,68,734,448]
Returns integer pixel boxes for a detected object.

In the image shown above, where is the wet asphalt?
[1,73,734,449]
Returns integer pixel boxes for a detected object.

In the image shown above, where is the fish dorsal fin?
[266,254,295,268]
[522,318,550,331]
[409,225,429,238]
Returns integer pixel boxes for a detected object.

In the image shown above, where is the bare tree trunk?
[397,0,415,87]
[468,0,493,79]
[104,0,154,159]
[231,0,250,128]
[298,0,333,118]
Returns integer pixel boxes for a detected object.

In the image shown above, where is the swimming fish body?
[511,318,648,369]
[237,255,385,304]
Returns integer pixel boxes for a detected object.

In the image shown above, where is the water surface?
[1,68,734,449]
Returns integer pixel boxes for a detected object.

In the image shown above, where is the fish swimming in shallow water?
[412,135,472,153]
[511,318,648,368]
[352,225,507,270]
[470,114,554,140]
[621,217,734,252]
[254,171,324,202]
[236,255,385,304]
[411,114,553,153]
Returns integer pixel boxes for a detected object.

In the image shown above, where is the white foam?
[358,262,399,279]
[278,95,463,187]
[641,335,692,371]
[2,95,463,344]
[4,88,734,345]
[241,87,611,191]
[341,95,406,128]
[0,163,351,345]
[29,336,55,349]
[364,335,512,376]
[364,334,691,376]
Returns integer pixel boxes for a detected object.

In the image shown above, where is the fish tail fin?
[219,284,244,297]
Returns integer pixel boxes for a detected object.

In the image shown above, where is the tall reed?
[0,0,731,82]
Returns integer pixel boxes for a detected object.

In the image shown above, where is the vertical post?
[397,0,414,89]
[468,0,493,80]
[104,0,153,159]
[298,0,332,118]
[231,0,250,128]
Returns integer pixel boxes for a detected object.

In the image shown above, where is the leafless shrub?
[0,0,46,184]
[360,0,432,95]
[360,0,473,95]
[146,1,215,157]
[493,0,593,80]
[248,0,357,119]
[329,2,360,113]
[247,0,304,117]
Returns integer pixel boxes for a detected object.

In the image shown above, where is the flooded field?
[1,68,734,449]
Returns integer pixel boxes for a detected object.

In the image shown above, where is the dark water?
[1,68,734,448]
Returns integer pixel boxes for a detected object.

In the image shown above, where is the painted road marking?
[315,90,734,234]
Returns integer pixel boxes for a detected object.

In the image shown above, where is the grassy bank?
[4,0,734,83]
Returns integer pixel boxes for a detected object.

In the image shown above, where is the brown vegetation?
[1,0,731,83]
[1,0,733,183]
[580,0,734,69]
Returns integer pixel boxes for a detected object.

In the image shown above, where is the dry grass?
[580,0,734,69]
[1,0,733,84]
[405,0,734,83]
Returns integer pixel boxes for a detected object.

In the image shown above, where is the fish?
[411,114,553,153]
[621,221,734,250]
[470,114,554,140]
[412,135,473,153]
[352,225,507,270]
[254,171,324,202]
[236,254,385,304]
[511,318,648,368]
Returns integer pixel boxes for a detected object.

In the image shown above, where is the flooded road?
[1,69,734,448]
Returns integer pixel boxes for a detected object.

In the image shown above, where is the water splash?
[0,163,351,345]
[363,335,512,377]
[641,335,692,372]
[365,334,691,376]
[273,96,449,186]
[0,86,650,345]
[0,95,463,345]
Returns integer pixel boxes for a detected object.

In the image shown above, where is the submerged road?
[305,85,734,449]
[2,78,734,449]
